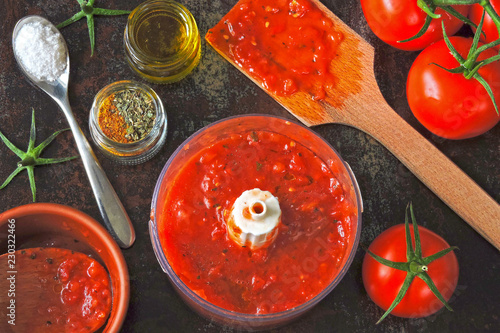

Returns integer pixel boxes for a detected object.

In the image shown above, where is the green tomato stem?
[483,2,500,37]
[441,5,481,31]
[0,108,78,201]
[18,156,36,167]
[82,3,94,15]
[433,0,482,4]
[370,204,457,324]
[418,0,441,19]
[57,0,130,56]
[409,261,428,273]
[433,0,500,43]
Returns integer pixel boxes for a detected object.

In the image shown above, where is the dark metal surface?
[0,1,498,332]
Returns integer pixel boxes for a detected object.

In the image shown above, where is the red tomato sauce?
[206,0,343,101]
[18,248,112,332]
[57,253,112,332]
[159,130,353,314]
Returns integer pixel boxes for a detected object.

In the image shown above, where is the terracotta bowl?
[0,203,129,333]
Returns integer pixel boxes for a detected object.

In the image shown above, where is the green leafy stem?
[367,203,458,324]
[399,0,477,43]
[402,0,500,115]
[56,0,130,56]
[434,0,500,36]
[0,108,78,202]
[437,12,500,114]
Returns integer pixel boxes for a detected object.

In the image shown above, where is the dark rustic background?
[0,0,498,332]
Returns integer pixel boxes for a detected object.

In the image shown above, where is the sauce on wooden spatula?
[206,0,500,250]
[206,0,342,101]
[0,247,112,332]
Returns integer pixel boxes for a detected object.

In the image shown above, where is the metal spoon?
[12,15,135,248]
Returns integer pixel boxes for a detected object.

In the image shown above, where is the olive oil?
[135,12,187,59]
[124,0,201,83]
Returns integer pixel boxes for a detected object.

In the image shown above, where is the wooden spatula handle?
[355,97,500,250]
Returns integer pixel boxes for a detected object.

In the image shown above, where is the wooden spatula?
[206,0,500,250]
[0,247,111,332]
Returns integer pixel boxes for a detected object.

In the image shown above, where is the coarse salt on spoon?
[0,247,112,332]
[206,0,500,250]
[12,16,135,248]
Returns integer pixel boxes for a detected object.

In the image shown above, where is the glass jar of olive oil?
[124,0,201,83]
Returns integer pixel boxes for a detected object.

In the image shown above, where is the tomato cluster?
[361,0,500,139]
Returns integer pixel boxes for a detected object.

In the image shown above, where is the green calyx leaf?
[376,273,416,324]
[418,272,453,311]
[398,0,438,43]
[366,250,410,271]
[0,108,78,202]
[367,203,457,324]
[56,0,131,56]
[399,16,433,44]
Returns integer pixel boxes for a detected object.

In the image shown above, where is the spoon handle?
[57,95,136,248]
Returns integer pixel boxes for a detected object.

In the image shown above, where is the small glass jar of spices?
[124,0,201,83]
[89,80,167,165]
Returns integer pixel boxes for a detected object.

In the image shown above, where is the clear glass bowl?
[124,0,201,83]
[149,115,362,330]
[89,80,167,165]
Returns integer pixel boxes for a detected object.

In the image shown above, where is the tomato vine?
[403,0,500,115]
[401,0,476,43]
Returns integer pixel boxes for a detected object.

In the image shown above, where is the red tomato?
[407,37,500,139]
[363,224,459,318]
[360,0,468,51]
[469,0,500,45]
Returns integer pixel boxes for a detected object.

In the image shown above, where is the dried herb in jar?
[98,89,156,143]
